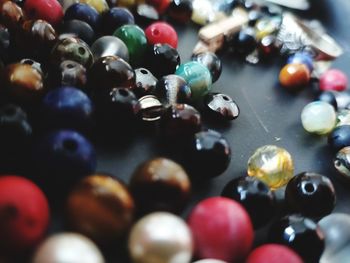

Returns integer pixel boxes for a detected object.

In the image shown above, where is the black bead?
[191,52,222,83]
[204,92,240,121]
[316,91,337,110]
[133,68,158,98]
[328,125,350,151]
[232,27,257,55]
[221,176,275,228]
[135,4,159,26]
[0,24,10,63]
[167,0,193,24]
[269,215,325,262]
[61,20,95,45]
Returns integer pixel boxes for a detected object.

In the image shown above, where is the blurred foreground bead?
[279,63,310,89]
[50,60,87,89]
[64,3,100,29]
[129,212,193,263]
[317,91,337,110]
[328,125,350,151]
[193,260,227,263]
[0,176,49,253]
[100,7,134,35]
[0,0,24,30]
[285,172,336,218]
[24,0,63,26]
[146,0,171,14]
[67,174,134,244]
[90,36,129,62]
[247,145,294,190]
[145,21,178,48]
[167,0,193,23]
[204,93,239,121]
[287,51,314,72]
[320,69,348,92]
[269,215,325,262]
[334,146,350,180]
[246,244,303,263]
[135,4,159,25]
[188,197,253,262]
[79,0,109,13]
[231,27,257,55]
[191,52,222,82]
[222,177,275,228]
[61,19,95,45]
[133,68,157,97]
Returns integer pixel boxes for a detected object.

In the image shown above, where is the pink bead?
[145,22,178,48]
[246,244,303,263]
[320,69,348,92]
[187,197,254,262]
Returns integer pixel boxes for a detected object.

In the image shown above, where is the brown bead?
[50,60,87,90]
[130,158,191,214]
[66,174,135,245]
[279,63,310,88]
[0,0,24,30]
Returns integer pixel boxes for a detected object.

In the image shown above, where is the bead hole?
[140,69,148,74]
[119,89,129,97]
[335,159,341,167]
[304,183,315,193]
[78,47,86,55]
[152,28,160,36]
[23,59,34,65]
[63,139,78,152]
[223,96,230,101]
[66,63,75,69]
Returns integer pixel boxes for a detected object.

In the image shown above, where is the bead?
[64,3,100,29]
[79,0,108,13]
[246,244,303,263]
[255,16,281,40]
[24,0,63,26]
[154,74,191,107]
[333,90,350,110]
[222,176,275,228]
[99,7,135,35]
[135,95,164,122]
[258,35,279,57]
[175,61,212,100]
[320,69,348,92]
[19,59,43,75]
[191,52,222,83]
[188,197,253,262]
[334,146,350,180]
[167,0,193,23]
[0,24,10,62]
[0,176,49,252]
[285,172,336,218]
[193,260,227,263]
[146,0,171,14]
[61,20,95,45]
[248,10,263,26]
[317,91,337,110]
[204,93,240,121]
[129,212,193,263]
[130,157,190,214]
[328,125,350,151]
[301,101,336,135]
[32,233,105,263]
[269,215,325,262]
[0,1,24,30]
[145,21,178,48]
[50,60,87,90]
[336,109,350,127]
[231,27,257,55]
[135,4,159,26]
[287,51,314,72]
[66,174,134,244]
[133,68,157,97]
[319,213,350,263]
[145,43,180,78]
[113,25,147,66]
[247,145,294,190]
[116,0,136,8]
[191,0,225,25]
[279,63,310,88]
[185,130,231,177]
[61,0,80,12]
[90,36,129,62]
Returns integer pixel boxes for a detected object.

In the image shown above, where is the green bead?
[113,25,147,66]
[175,61,212,100]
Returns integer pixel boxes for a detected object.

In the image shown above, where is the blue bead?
[287,52,314,72]
[100,7,135,35]
[64,3,100,29]
[328,125,350,151]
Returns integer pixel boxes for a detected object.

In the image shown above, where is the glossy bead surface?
[232,27,257,55]
[0,176,49,252]
[61,19,95,45]
[99,7,134,35]
[0,1,24,30]
[191,52,222,83]
[135,95,164,122]
[133,68,157,97]
[279,63,310,88]
[222,176,275,228]
[24,0,63,26]
[328,125,350,151]
[204,93,240,121]
[334,146,350,180]
[129,212,193,263]
[285,172,336,218]
[33,233,105,263]
[247,145,294,190]
[301,101,336,135]
[167,0,193,23]
[145,22,178,48]
[64,3,100,29]
[269,215,325,262]
[51,60,87,89]
[246,244,303,263]
[90,36,129,62]
[67,174,134,244]
[175,61,212,100]
[317,91,337,110]
[135,4,159,26]
[79,0,108,13]
[287,51,314,72]
[188,197,253,262]
[320,69,348,92]
[146,0,171,14]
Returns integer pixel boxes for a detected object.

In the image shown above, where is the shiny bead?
[135,4,159,26]
[188,197,254,262]
[129,212,193,263]
[145,21,178,48]
[328,125,350,151]
[258,35,279,57]
[24,0,63,26]
[320,69,348,92]
[0,1,24,30]
[285,172,336,218]
[191,0,225,25]
[301,101,336,135]
[19,59,43,74]
[154,74,191,107]
[146,0,171,14]
[255,16,281,40]
[246,244,303,263]
[231,27,257,55]
[133,68,157,97]
[64,3,100,29]
[61,20,95,45]
[334,146,350,181]
[0,176,49,253]
[66,174,134,244]
[50,60,87,90]
[336,109,350,127]
[222,177,275,228]
[167,0,193,23]
[204,93,240,121]
[135,95,164,122]
[33,233,105,263]
[79,0,109,13]
[279,63,311,88]
[90,36,129,62]
[287,51,314,72]
[333,90,350,110]
[99,7,135,35]
[269,215,325,262]
[317,91,337,110]
[113,25,147,66]
[191,52,222,83]
[247,145,294,190]
[130,157,191,214]
[145,43,180,78]
[175,61,212,100]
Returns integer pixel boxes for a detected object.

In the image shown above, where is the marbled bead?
[328,125,350,151]
[90,36,129,62]
[320,69,348,92]
[191,52,222,83]
[79,0,109,13]
[279,63,310,88]
[231,27,257,55]
[334,146,350,181]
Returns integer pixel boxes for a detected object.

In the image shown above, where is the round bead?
[222,176,275,228]
[32,233,105,263]
[287,52,314,72]
[145,22,178,48]
[79,0,109,13]
[247,145,294,190]
[279,63,310,88]
[204,93,240,121]
[99,7,134,35]
[90,36,129,62]
[334,146,350,180]
[188,197,253,262]
[285,172,336,218]
[66,174,134,244]
[50,60,87,90]
[317,91,338,110]
[328,125,350,151]
[146,0,171,14]
[133,68,157,97]
[64,3,100,29]
[320,69,348,92]
[232,27,257,55]
[129,212,193,263]
[246,244,303,263]
[191,52,222,83]
[61,20,95,45]
[167,0,193,23]
[24,0,63,26]
[175,61,212,100]
[0,176,49,252]
[334,90,350,110]
[301,101,336,135]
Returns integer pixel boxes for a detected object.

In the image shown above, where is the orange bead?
[279,63,310,88]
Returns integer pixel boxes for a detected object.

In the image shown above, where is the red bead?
[24,0,63,26]
[145,21,178,48]
[246,244,303,263]
[320,69,348,92]
[187,197,254,262]
[0,176,50,253]
[146,0,171,14]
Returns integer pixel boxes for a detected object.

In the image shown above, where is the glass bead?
[246,244,303,263]
[135,4,159,26]
[133,68,158,97]
[99,7,135,35]
[145,22,178,48]
[64,3,100,29]
[167,0,193,24]
[231,27,257,55]
[24,0,63,26]
[191,52,222,83]
[247,145,294,190]
[317,91,337,110]
[301,101,336,135]
[204,93,240,121]
[79,0,109,13]
[320,69,348,92]
[50,60,87,90]
[336,109,350,127]
[279,63,310,88]
[61,20,95,45]
[287,51,314,72]
[334,146,350,181]
[328,125,350,151]
[175,61,212,100]
[90,36,129,62]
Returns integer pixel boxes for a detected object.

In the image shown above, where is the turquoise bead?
[175,61,212,100]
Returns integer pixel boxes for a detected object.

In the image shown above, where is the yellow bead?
[80,0,108,13]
